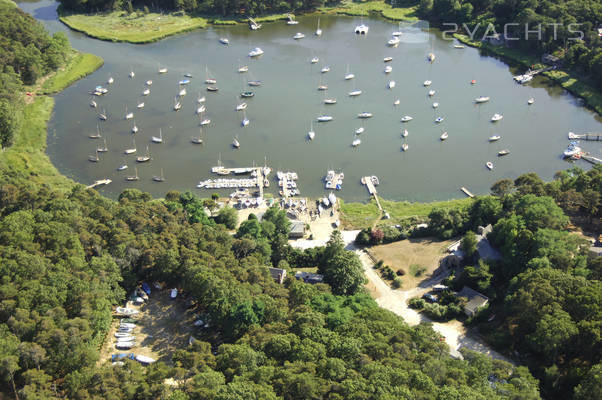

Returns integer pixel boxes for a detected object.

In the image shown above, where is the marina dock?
[86,179,111,189]
[568,132,602,141]
[362,176,383,212]
[581,153,601,165]
[460,187,474,198]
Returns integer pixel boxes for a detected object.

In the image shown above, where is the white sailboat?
[401,115,413,122]
[131,120,138,133]
[241,110,249,127]
[311,56,319,64]
[355,126,365,135]
[89,98,97,108]
[315,18,322,36]
[146,80,152,86]
[124,105,133,120]
[384,65,392,74]
[124,138,137,154]
[317,115,333,122]
[232,136,240,148]
[236,102,247,111]
[173,97,182,111]
[136,146,151,162]
[401,142,409,151]
[97,138,108,153]
[488,135,501,142]
[129,69,135,78]
[179,87,187,97]
[191,128,204,144]
[89,124,102,139]
[118,159,128,171]
[137,101,144,109]
[293,32,305,40]
[151,128,163,143]
[107,76,114,84]
[401,129,408,137]
[205,66,217,84]
[344,63,355,80]
[440,131,448,140]
[142,88,150,96]
[125,167,139,181]
[98,109,107,121]
[486,162,494,170]
[352,137,361,147]
[158,67,168,74]
[388,80,396,89]
[88,149,100,162]
[491,113,503,122]
[308,122,315,140]
[528,98,535,105]
[197,104,206,114]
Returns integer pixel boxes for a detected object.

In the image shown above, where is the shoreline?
[0,50,102,192]
[454,34,602,117]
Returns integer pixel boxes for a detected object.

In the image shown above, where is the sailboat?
[191,128,204,144]
[151,128,163,143]
[219,37,229,45]
[528,98,535,105]
[205,66,217,84]
[142,88,150,96]
[179,87,187,96]
[247,71,262,86]
[401,142,409,151]
[241,110,249,127]
[117,159,128,171]
[136,146,151,162]
[440,131,448,140]
[97,138,108,153]
[129,68,135,78]
[89,98,97,108]
[131,120,138,133]
[238,59,249,73]
[199,110,211,126]
[402,128,408,137]
[317,77,328,91]
[88,149,100,162]
[137,101,144,109]
[315,18,322,36]
[308,122,315,140]
[124,105,133,120]
[197,94,206,103]
[232,136,240,148]
[173,97,182,111]
[89,124,102,139]
[107,76,114,85]
[158,67,168,74]
[124,138,137,154]
[311,56,319,64]
[98,109,107,121]
[236,102,247,111]
[125,167,139,181]
[352,136,361,147]
[344,63,355,80]
[152,168,165,182]
[196,104,206,114]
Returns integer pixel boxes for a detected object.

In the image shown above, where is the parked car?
[422,293,438,303]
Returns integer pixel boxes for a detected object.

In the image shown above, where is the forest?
[0,1,71,147]
[416,0,602,89]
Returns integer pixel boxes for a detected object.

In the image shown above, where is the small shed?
[457,286,489,317]
[289,221,306,239]
[269,267,287,284]
[589,245,602,259]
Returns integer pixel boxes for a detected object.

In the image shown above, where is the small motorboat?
[488,135,501,142]
[205,78,217,84]
[107,77,114,84]
[158,68,168,74]
[146,80,152,86]
[454,44,465,49]
[248,80,262,87]
[115,342,135,350]
[440,131,448,140]
[241,115,250,127]
[384,66,392,74]
[179,79,190,85]
[432,102,439,108]
[358,112,373,118]
[383,56,393,62]
[401,143,409,151]
[355,127,365,134]
[401,116,413,122]
[142,88,150,96]
[324,98,337,104]
[423,80,432,86]
[387,36,400,45]
[528,98,535,105]
[240,91,254,98]
[232,137,240,148]
[317,115,333,122]
[435,117,444,123]
[236,103,247,111]
[200,118,211,126]
[388,81,396,89]
[206,86,218,92]
[475,96,490,103]
[352,138,361,147]
[355,23,369,34]
[197,96,206,103]
[348,90,362,97]
[136,355,156,364]
[115,332,134,338]
[219,38,229,45]
[137,102,144,109]
[486,161,494,170]
[321,66,330,73]
[402,129,408,137]
[179,88,187,96]
[293,32,305,40]
[238,65,249,73]
[491,113,503,122]
[89,98,97,108]
[248,47,264,57]
[344,73,355,80]
[427,53,436,62]
[498,149,510,156]
[563,141,581,158]
[318,84,328,91]
[471,79,477,85]
[311,57,319,64]
[394,99,400,106]
[117,163,128,171]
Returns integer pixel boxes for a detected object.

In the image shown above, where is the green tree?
[215,206,238,229]
[460,231,478,259]
[321,251,365,295]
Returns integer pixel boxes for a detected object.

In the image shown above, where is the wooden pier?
[568,132,602,141]
[581,153,601,165]
[362,177,383,211]
[460,187,474,198]
[86,179,111,189]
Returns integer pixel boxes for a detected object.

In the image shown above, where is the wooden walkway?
[568,132,602,141]
[460,187,474,198]
[87,179,111,189]
[362,177,383,211]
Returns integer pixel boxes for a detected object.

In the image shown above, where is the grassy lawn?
[455,33,602,116]
[340,197,472,230]
[367,237,455,290]
[41,51,103,94]
[320,0,418,20]
[60,11,208,43]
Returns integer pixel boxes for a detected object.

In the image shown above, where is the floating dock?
[568,132,602,141]
[460,187,474,198]
[580,153,601,165]
[86,179,111,189]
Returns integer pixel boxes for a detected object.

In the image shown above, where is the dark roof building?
[268,267,287,284]
[457,286,489,317]
[295,271,324,284]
